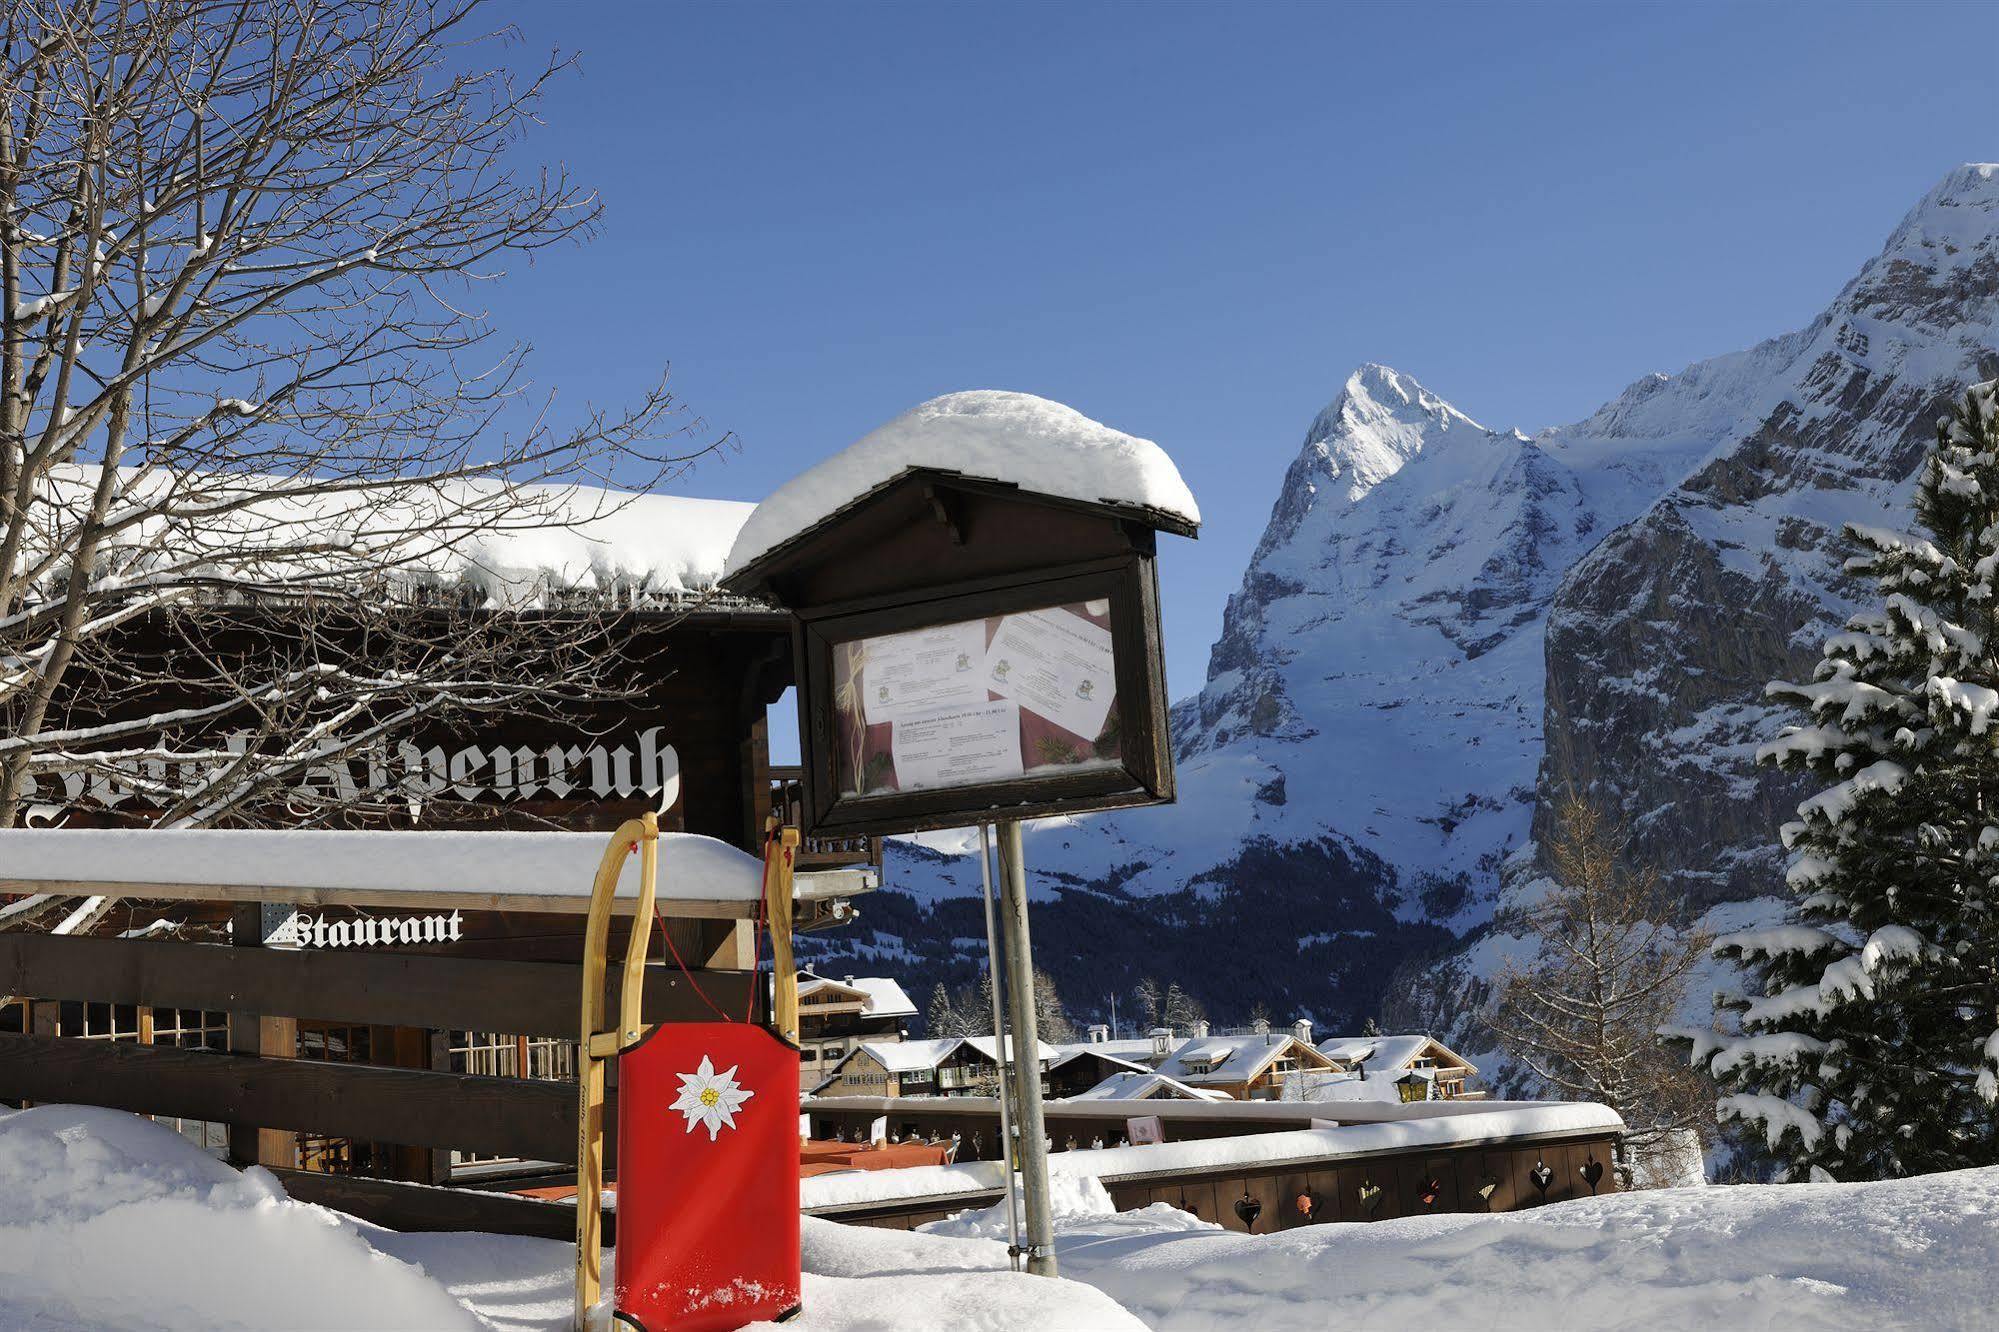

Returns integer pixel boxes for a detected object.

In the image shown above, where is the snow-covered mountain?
[802,164,1999,1041]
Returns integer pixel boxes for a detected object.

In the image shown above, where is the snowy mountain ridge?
[802,164,1999,1038]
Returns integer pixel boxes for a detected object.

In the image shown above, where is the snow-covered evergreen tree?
[925,983,959,1038]
[1689,383,1999,1179]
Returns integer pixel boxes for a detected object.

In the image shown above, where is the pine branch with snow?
[1681,381,1999,1179]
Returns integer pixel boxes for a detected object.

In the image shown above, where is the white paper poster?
[982,608,1116,739]
[889,699,1023,791]
[860,620,990,724]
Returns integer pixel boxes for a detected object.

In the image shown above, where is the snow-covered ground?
[6,1105,1994,1331]
[911,1171,1999,1331]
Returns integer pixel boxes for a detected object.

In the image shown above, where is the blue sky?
[482,1,1994,703]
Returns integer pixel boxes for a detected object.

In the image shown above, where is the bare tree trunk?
[1489,792,1715,1187]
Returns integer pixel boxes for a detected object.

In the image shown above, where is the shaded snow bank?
[0,1106,484,1331]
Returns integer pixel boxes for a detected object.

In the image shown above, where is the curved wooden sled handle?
[574,813,659,1331]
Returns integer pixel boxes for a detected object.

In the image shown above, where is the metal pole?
[975,824,1023,1272]
[995,818,1058,1277]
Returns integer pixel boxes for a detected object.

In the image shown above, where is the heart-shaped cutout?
[1358,1181,1383,1215]
[1581,1158,1604,1192]
[1530,1161,1554,1195]
[1477,1174,1499,1203]
[1294,1191,1316,1219]
[1419,1178,1442,1207]
[1233,1193,1263,1229]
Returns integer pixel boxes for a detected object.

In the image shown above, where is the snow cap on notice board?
[723,390,1199,578]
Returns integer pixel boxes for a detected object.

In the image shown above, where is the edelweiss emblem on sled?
[671,1055,755,1140]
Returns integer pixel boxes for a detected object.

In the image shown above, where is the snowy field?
[4,1105,1995,1331]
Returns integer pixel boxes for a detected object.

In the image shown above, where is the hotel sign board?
[724,469,1196,837]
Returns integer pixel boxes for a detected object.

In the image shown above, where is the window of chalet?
[53,1001,229,1154]
[447,1030,577,1170]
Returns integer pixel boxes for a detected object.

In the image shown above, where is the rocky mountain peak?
[1253,364,1488,575]
[1297,363,1485,504]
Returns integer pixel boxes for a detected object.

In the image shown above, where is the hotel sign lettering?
[277,909,466,949]
[19,725,678,812]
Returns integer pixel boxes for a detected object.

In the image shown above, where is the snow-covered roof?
[1046,1049,1154,1077]
[962,1034,1062,1065]
[821,1034,1064,1079]
[853,1039,964,1074]
[1154,1033,1331,1085]
[29,467,760,612]
[0,827,863,914]
[1067,1071,1231,1103]
[1317,1035,1465,1071]
[798,973,919,1019]
[419,482,756,609]
[1049,1037,1179,1064]
[844,977,918,1019]
[723,391,1200,578]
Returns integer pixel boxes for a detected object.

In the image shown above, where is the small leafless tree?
[1,0,728,877]
[1489,792,1714,1186]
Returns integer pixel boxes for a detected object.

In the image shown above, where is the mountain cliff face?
[803,165,1999,1043]
[1536,164,1999,909]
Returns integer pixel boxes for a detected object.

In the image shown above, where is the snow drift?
[0,1106,484,1331]
[912,1168,1999,1331]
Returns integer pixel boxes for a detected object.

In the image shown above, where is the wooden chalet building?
[811,1036,1148,1102]
[0,486,883,1186]
[794,971,916,1093]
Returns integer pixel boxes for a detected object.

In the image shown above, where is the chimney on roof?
[1087,1023,1109,1044]
[1293,1018,1313,1045]
[1149,1026,1173,1060]
[843,975,856,985]
[1190,1019,1210,1039]
[1251,1016,1269,1039]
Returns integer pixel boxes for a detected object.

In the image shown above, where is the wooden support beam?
[268,1169,605,1243]
[0,933,760,1037]
[229,903,297,1170]
[769,828,800,1045]
[0,1033,599,1162]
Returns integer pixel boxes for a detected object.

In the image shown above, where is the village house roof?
[1053,1037,1179,1065]
[1153,1033,1334,1087]
[960,1035,1062,1066]
[1317,1034,1475,1074]
[815,1034,1067,1089]
[797,972,917,1020]
[1068,1071,1232,1103]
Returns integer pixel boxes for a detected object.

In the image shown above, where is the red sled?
[613,1020,801,1330]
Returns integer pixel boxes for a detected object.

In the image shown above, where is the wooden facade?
[0,601,881,1200]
